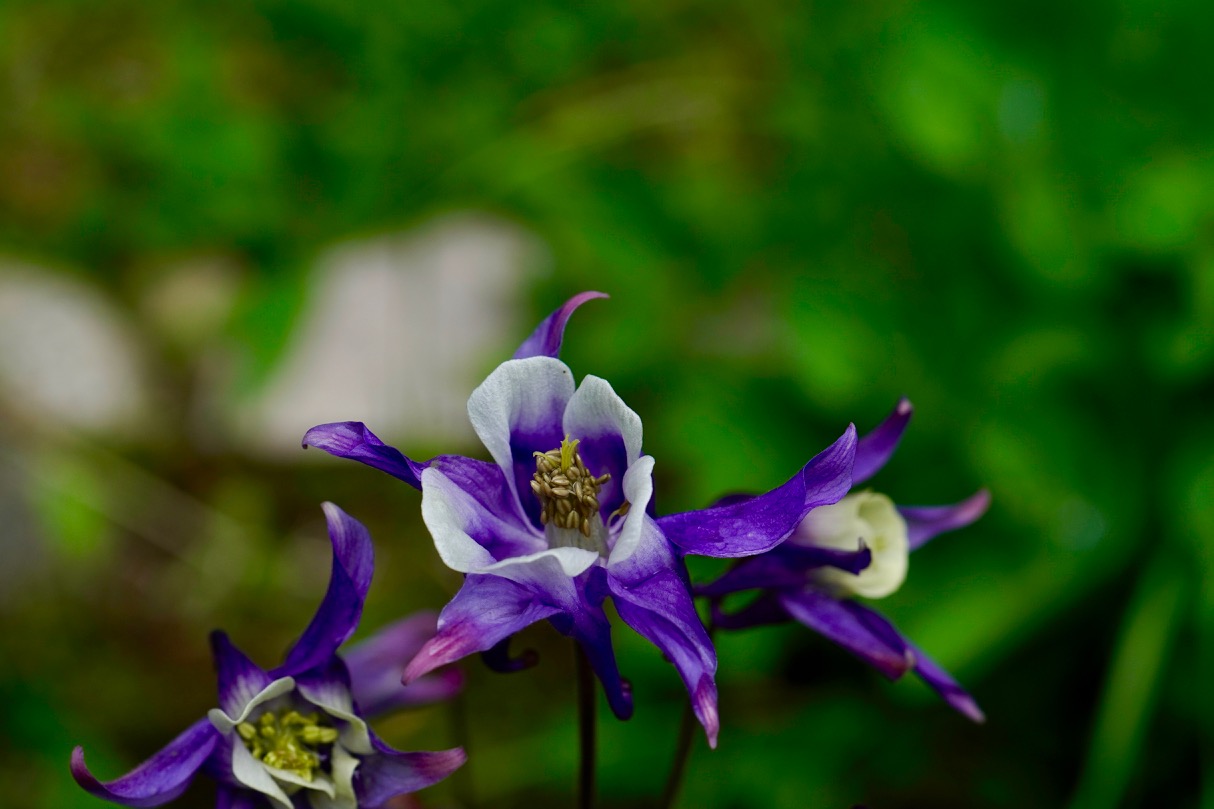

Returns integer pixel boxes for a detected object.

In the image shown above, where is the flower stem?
[575,642,597,809]
[661,617,716,809]
[658,701,697,809]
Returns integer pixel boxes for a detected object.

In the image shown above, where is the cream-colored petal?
[803,492,909,599]
[207,677,296,734]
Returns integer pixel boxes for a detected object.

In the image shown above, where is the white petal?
[562,375,644,466]
[308,745,359,809]
[294,678,373,756]
[264,765,335,798]
[207,677,296,734]
[803,492,909,599]
[607,455,656,566]
[481,546,600,583]
[230,739,294,809]
[420,467,504,573]
[467,356,575,501]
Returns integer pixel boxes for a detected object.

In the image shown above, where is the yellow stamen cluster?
[531,436,611,537]
[236,710,338,782]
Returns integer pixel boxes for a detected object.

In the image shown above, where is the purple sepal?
[611,569,718,745]
[302,421,428,489]
[696,542,871,598]
[277,503,374,677]
[356,735,467,807]
[901,489,991,551]
[512,291,609,359]
[658,424,857,558]
[345,612,465,716]
[909,643,986,723]
[70,719,219,808]
[777,590,913,680]
[710,592,792,631]
[853,398,912,485]
[402,574,562,684]
[210,631,272,718]
[480,636,540,674]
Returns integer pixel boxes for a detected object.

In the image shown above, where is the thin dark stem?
[660,617,716,809]
[658,701,697,809]
[575,642,597,809]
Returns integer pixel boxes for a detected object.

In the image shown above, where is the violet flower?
[701,398,990,721]
[71,503,466,808]
[303,292,857,747]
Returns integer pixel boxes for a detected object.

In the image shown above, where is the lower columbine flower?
[71,503,465,808]
[303,293,857,747]
[701,399,991,722]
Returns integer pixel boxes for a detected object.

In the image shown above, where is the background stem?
[576,642,597,809]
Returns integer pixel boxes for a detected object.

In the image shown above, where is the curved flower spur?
[303,292,858,747]
[71,503,465,808]
[701,398,991,721]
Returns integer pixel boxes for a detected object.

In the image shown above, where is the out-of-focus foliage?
[1,0,1210,807]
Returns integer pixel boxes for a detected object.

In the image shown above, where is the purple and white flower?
[702,398,990,721]
[303,293,857,747]
[71,503,465,808]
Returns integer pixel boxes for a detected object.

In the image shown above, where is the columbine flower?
[71,503,465,808]
[303,292,857,747]
[701,398,991,721]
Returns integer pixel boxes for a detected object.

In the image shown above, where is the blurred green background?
[1,1,1211,807]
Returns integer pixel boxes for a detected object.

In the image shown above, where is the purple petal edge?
[910,643,986,723]
[356,736,467,805]
[778,590,913,680]
[210,631,272,718]
[658,424,856,558]
[345,612,465,715]
[853,397,912,485]
[277,503,375,677]
[901,489,991,551]
[302,421,427,489]
[512,291,609,359]
[71,719,218,808]
[402,574,562,684]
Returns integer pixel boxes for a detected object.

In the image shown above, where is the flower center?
[531,435,611,538]
[237,710,339,782]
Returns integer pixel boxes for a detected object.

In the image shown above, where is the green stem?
[576,642,597,809]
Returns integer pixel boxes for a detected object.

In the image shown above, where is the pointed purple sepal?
[71,719,219,808]
[513,291,609,359]
[711,592,793,630]
[853,398,912,485]
[345,612,465,716]
[302,421,428,489]
[277,503,374,677]
[910,642,985,722]
[901,489,991,551]
[777,590,913,680]
[402,574,562,684]
[658,424,857,558]
[356,736,467,806]
[609,565,718,745]
[697,541,871,597]
[210,631,273,718]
